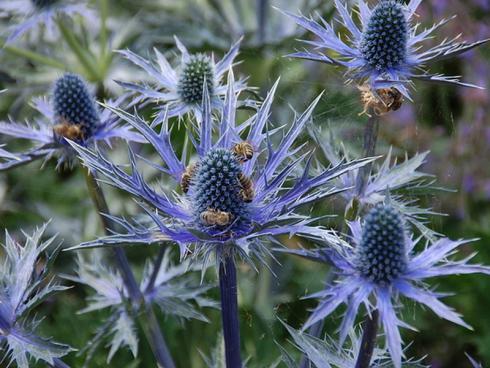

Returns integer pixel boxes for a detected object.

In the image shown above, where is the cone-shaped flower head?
[0,73,143,170]
[53,73,100,142]
[283,0,489,98]
[116,37,248,119]
[178,54,215,104]
[0,0,94,44]
[31,0,57,8]
[360,1,408,72]
[192,147,250,233]
[356,204,407,285]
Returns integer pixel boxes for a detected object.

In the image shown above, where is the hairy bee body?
[232,142,254,162]
[359,86,403,116]
[200,208,234,226]
[238,173,254,203]
[53,122,85,141]
[181,163,197,193]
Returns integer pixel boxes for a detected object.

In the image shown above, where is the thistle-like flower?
[0,223,73,367]
[280,322,427,368]
[0,0,94,44]
[67,75,371,266]
[63,249,216,364]
[116,37,248,120]
[283,0,489,99]
[282,203,490,368]
[0,73,143,169]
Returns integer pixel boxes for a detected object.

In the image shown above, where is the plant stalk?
[355,114,380,197]
[83,168,175,368]
[354,310,379,368]
[52,358,70,368]
[219,255,242,368]
[301,112,380,368]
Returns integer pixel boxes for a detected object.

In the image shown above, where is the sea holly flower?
[66,75,373,266]
[0,223,73,367]
[116,37,249,120]
[0,73,143,169]
[282,0,489,101]
[281,203,490,368]
[63,249,216,364]
[280,322,427,368]
[0,0,95,44]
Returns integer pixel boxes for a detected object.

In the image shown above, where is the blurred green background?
[0,0,489,367]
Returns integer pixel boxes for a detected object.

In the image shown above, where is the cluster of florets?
[360,0,408,72]
[177,54,215,104]
[356,204,408,285]
[53,73,100,142]
[31,0,58,9]
[182,143,254,234]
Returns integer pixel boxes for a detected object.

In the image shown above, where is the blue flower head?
[116,37,249,120]
[68,75,373,267]
[0,0,94,44]
[282,0,489,100]
[53,73,100,143]
[280,203,490,368]
[0,73,143,170]
[0,224,73,367]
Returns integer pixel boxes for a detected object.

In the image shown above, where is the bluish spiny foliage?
[53,73,100,140]
[360,1,408,71]
[178,54,215,104]
[356,204,407,285]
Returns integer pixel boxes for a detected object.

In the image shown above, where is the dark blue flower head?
[360,1,407,72]
[356,204,407,285]
[1,0,94,44]
[191,147,250,234]
[178,54,215,104]
[283,0,489,99]
[31,0,57,9]
[53,73,100,142]
[116,37,248,119]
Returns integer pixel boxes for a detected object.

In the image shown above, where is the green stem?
[82,168,175,368]
[4,46,66,70]
[57,20,99,81]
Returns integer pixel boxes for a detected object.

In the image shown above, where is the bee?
[358,85,403,116]
[232,142,254,162]
[180,163,197,193]
[200,208,234,226]
[237,173,254,203]
[53,122,85,140]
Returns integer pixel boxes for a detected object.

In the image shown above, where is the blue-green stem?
[52,358,71,368]
[354,310,379,368]
[219,254,242,368]
[57,19,100,81]
[83,168,175,368]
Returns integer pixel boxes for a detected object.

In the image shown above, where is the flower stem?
[354,310,379,368]
[57,20,100,81]
[52,358,70,368]
[82,168,175,368]
[219,255,242,368]
[355,114,380,197]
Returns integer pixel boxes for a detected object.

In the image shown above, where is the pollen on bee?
[53,121,85,141]
[358,85,404,116]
